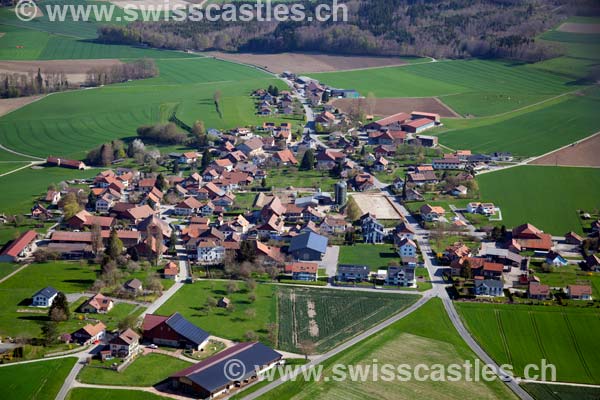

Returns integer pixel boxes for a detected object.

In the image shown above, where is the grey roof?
[476,279,503,289]
[175,342,281,392]
[289,232,328,254]
[338,264,369,275]
[166,312,209,347]
[33,286,58,299]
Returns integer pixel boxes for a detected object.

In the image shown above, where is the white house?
[386,266,416,287]
[32,287,58,307]
[197,241,225,265]
[397,238,417,258]
[474,279,504,296]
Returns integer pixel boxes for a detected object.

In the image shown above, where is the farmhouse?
[402,118,435,134]
[528,282,551,300]
[337,264,370,282]
[32,286,58,307]
[0,230,37,262]
[46,157,86,170]
[511,223,553,251]
[72,322,106,345]
[169,342,282,398]
[411,111,440,123]
[142,312,210,350]
[109,328,140,358]
[432,157,465,170]
[284,262,318,281]
[289,232,328,261]
[420,204,445,222]
[79,293,114,314]
[415,135,438,147]
[364,112,410,131]
[567,285,592,300]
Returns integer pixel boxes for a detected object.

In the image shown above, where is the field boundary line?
[562,312,593,381]
[519,379,600,389]
[433,96,462,118]
[0,161,43,177]
[528,311,549,361]
[494,309,513,366]
[305,57,441,74]
[0,263,30,284]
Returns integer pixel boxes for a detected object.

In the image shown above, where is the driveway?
[320,245,339,277]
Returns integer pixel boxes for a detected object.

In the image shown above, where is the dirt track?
[557,22,600,34]
[207,52,408,74]
[529,133,600,167]
[331,97,460,118]
[0,59,123,84]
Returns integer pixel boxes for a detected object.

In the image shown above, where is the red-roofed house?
[284,262,318,281]
[0,230,38,262]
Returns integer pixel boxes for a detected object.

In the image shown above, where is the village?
[1,69,599,400]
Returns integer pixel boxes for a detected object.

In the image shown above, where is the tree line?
[84,58,158,87]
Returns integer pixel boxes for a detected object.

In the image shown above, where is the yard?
[262,299,516,399]
[0,356,76,400]
[77,353,192,386]
[530,263,600,298]
[156,280,277,344]
[263,167,339,192]
[338,244,400,271]
[456,302,600,384]
[277,286,418,353]
[477,166,600,235]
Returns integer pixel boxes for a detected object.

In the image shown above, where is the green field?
[0,57,288,159]
[310,59,579,117]
[0,166,96,214]
[338,244,401,271]
[77,353,191,386]
[477,166,600,235]
[264,167,338,192]
[277,286,418,353]
[0,262,20,280]
[156,280,277,344]
[456,303,600,384]
[261,299,516,399]
[531,264,600,298]
[522,382,600,400]
[67,388,171,400]
[0,357,76,400]
[438,88,600,156]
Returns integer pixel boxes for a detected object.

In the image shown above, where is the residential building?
[0,230,37,262]
[72,322,106,345]
[79,293,114,313]
[360,213,384,244]
[109,328,140,358]
[284,262,318,281]
[387,265,416,287]
[337,264,369,282]
[420,204,445,222]
[474,279,504,296]
[528,283,551,300]
[545,251,568,267]
[567,285,592,300]
[397,238,417,258]
[32,286,58,307]
[289,232,328,261]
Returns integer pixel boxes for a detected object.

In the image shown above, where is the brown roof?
[568,285,592,297]
[0,230,37,258]
[373,112,410,127]
[284,262,318,274]
[125,205,155,220]
[163,261,179,276]
[483,262,504,273]
[84,294,113,312]
[528,283,550,296]
[82,322,106,337]
[274,149,298,165]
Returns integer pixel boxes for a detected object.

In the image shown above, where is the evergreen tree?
[300,149,315,171]
[155,173,167,191]
[172,161,180,175]
[48,292,70,321]
[107,229,123,259]
[201,148,212,171]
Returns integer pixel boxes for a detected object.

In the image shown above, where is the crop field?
[0,357,76,400]
[0,161,28,175]
[456,303,600,384]
[311,59,578,116]
[530,133,600,167]
[0,58,288,159]
[522,382,600,400]
[0,262,19,280]
[264,299,515,400]
[439,88,600,157]
[277,286,417,353]
[156,280,277,344]
[67,388,171,400]
[0,166,96,214]
[331,97,460,118]
[77,353,192,386]
[477,166,600,235]
[338,244,401,271]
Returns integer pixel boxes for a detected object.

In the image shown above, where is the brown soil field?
[331,97,460,118]
[0,95,44,118]
[206,52,408,74]
[557,22,600,34]
[0,59,123,84]
[530,133,600,167]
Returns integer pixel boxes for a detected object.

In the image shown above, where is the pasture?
[262,299,516,400]
[156,280,277,344]
[66,388,171,400]
[277,286,417,353]
[477,166,600,235]
[0,166,96,214]
[0,357,76,400]
[0,58,288,159]
[439,88,600,156]
[455,303,600,384]
[77,353,191,386]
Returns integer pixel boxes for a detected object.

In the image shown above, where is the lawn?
[77,353,191,386]
[456,302,600,384]
[438,87,600,156]
[264,167,339,192]
[521,382,600,400]
[477,166,600,235]
[277,286,418,353]
[156,280,277,344]
[0,261,98,337]
[66,388,171,400]
[0,262,20,280]
[339,244,402,271]
[261,299,516,400]
[530,263,600,298]
[0,357,76,400]
[0,58,289,159]
[0,166,97,214]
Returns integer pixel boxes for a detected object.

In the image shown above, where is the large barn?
[142,312,210,350]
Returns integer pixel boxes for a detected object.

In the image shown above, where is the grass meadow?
[156,280,277,344]
[456,302,600,384]
[262,298,516,400]
[66,388,171,400]
[277,286,418,353]
[338,244,400,271]
[77,353,191,386]
[477,166,600,235]
[0,357,76,400]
